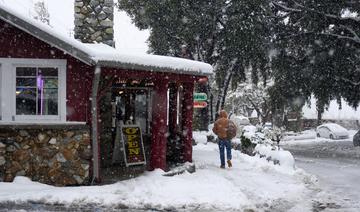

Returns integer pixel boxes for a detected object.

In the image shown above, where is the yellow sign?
[121,125,146,166]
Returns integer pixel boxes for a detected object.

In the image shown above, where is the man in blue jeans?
[212,110,234,168]
[218,139,232,168]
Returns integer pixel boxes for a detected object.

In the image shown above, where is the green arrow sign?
[194,93,207,101]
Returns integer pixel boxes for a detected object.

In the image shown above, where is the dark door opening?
[111,87,152,166]
[100,85,153,183]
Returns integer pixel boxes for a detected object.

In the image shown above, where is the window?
[16,67,59,116]
[0,58,66,122]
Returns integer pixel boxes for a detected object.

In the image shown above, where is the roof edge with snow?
[0,4,213,76]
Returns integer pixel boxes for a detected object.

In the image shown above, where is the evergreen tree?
[118,0,273,120]
[271,0,360,120]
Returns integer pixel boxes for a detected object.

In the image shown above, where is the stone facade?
[0,125,91,186]
[74,0,115,47]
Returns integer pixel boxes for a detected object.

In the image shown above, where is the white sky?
[0,0,149,54]
[303,97,360,120]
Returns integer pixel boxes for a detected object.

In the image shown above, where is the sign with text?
[194,93,207,101]
[121,125,146,166]
[194,101,208,108]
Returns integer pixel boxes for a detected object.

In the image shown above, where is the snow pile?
[242,125,257,139]
[0,138,312,211]
[255,145,295,170]
[192,131,209,145]
[283,130,317,141]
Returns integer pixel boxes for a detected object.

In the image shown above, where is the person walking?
[212,110,236,168]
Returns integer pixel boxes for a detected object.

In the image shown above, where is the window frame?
[0,58,67,122]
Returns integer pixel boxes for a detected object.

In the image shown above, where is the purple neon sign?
[37,74,44,115]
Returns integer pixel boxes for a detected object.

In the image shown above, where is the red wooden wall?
[0,19,93,123]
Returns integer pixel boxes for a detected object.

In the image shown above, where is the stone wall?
[0,124,92,186]
[74,0,115,47]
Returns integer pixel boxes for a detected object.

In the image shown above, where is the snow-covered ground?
[282,131,360,211]
[295,156,360,211]
[282,129,360,160]
[0,133,317,211]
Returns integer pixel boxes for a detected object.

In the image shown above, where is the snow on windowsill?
[0,121,86,126]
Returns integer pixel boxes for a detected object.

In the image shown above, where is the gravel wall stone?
[0,125,91,186]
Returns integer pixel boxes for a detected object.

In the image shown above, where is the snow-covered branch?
[272,0,360,24]
[271,2,301,12]
[319,32,360,45]
[336,77,360,86]
[339,25,360,42]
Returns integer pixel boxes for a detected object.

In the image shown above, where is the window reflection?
[16,67,58,115]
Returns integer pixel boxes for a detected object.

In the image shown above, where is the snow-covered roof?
[0,4,213,76]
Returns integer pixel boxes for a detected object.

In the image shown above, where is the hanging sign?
[194,93,208,101]
[194,101,208,108]
[121,125,146,166]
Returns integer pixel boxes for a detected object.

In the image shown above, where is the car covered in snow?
[353,130,360,146]
[229,115,251,137]
[230,115,250,126]
[316,123,349,140]
[263,122,273,130]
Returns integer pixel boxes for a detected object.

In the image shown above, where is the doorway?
[112,87,152,136]
[99,84,153,182]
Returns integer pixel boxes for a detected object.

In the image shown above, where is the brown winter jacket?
[212,110,230,140]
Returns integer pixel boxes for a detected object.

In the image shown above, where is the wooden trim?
[0,58,67,122]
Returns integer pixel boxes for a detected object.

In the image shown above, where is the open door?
[111,87,153,166]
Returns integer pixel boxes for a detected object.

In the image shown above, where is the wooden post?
[91,66,101,183]
[181,82,194,162]
[168,83,178,137]
[150,81,169,170]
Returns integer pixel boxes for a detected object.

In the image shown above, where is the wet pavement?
[284,140,360,211]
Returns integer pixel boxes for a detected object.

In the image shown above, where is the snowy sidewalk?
[0,139,315,211]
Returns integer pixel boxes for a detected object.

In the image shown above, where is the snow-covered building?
[0,2,212,186]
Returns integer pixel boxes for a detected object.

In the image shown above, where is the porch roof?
[0,4,213,76]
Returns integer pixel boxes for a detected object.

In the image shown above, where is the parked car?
[353,130,360,146]
[316,123,349,140]
[230,115,251,137]
[263,122,272,130]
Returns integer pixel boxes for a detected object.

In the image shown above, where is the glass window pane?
[44,78,58,88]
[38,68,58,77]
[135,93,147,133]
[16,78,36,87]
[38,89,58,115]
[38,88,58,115]
[16,88,36,115]
[16,67,59,116]
[16,67,36,76]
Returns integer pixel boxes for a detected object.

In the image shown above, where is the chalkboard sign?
[121,125,146,166]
